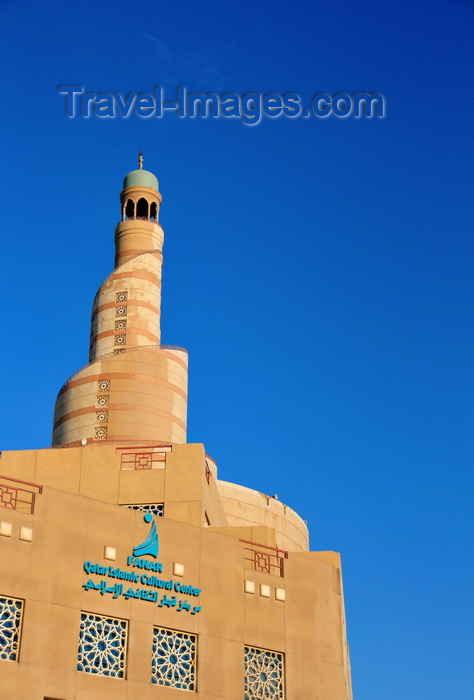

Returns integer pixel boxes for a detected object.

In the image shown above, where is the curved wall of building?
[89,250,164,361]
[52,346,188,446]
[216,480,309,552]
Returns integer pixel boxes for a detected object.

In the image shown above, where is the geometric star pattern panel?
[77,612,128,678]
[244,645,285,699]
[0,596,23,661]
[151,627,196,690]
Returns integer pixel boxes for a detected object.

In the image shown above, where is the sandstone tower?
[0,158,353,700]
[53,156,188,446]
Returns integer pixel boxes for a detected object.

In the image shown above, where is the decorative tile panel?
[114,334,126,346]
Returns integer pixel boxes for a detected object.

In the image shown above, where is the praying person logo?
[132,514,159,559]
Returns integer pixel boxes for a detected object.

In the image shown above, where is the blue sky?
[1,0,473,697]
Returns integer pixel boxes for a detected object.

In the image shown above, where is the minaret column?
[114,184,163,268]
[90,167,165,361]
[52,160,189,447]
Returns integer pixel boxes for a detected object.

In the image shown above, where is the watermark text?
[58,86,385,125]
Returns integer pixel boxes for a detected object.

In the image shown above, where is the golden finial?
[138,148,143,169]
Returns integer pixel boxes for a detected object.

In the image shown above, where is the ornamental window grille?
[77,612,128,678]
[124,503,164,517]
[95,426,108,440]
[97,395,109,408]
[151,627,196,690]
[96,411,108,423]
[98,380,110,392]
[244,645,284,700]
[116,291,128,303]
[115,319,127,331]
[0,596,23,661]
[116,306,127,317]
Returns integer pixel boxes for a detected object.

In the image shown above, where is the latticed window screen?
[0,596,23,661]
[124,503,164,517]
[77,612,128,678]
[244,645,284,699]
[151,627,196,690]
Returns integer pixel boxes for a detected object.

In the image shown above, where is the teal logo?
[133,514,159,559]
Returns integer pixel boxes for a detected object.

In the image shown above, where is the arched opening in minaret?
[136,198,149,219]
[125,199,135,219]
[150,202,157,221]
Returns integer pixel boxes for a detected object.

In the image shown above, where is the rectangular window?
[244,645,284,699]
[0,595,23,662]
[152,627,197,690]
[77,612,128,678]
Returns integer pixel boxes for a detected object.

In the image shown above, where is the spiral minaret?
[52,157,188,446]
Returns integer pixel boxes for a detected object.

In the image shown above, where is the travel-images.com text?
[58,86,385,125]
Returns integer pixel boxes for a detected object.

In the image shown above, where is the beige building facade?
[0,160,352,700]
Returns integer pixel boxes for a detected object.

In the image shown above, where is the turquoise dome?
[123,169,159,191]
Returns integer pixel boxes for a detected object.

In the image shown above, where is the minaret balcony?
[120,216,158,223]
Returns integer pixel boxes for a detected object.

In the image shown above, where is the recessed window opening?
[125,199,134,219]
[136,198,148,218]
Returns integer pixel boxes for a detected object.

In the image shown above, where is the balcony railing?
[0,475,43,514]
[122,216,156,221]
[240,539,288,577]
